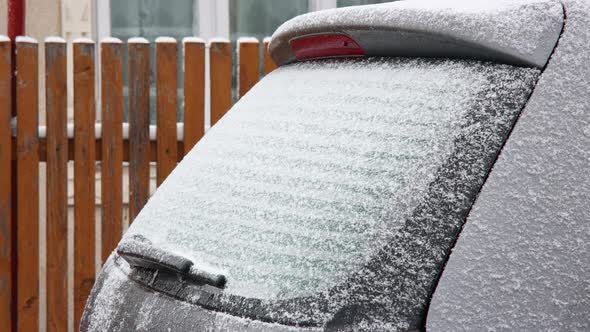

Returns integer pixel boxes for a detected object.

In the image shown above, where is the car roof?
[269,0,563,68]
[427,0,590,330]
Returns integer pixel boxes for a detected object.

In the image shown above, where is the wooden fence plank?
[209,39,231,126]
[0,37,13,332]
[263,37,277,75]
[182,38,205,155]
[156,38,178,186]
[15,37,39,332]
[128,38,150,221]
[14,135,185,163]
[73,39,95,331]
[45,38,68,332]
[238,38,259,98]
[100,39,123,263]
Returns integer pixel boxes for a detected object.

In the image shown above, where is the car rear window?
[126,57,538,314]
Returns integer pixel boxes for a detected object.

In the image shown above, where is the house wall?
[0,3,5,35]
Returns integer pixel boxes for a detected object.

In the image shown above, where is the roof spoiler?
[269,0,563,68]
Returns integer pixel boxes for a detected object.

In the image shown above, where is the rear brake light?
[290,34,365,61]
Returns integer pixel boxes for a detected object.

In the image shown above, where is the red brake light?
[290,34,365,61]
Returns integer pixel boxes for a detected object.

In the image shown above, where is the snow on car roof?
[269,0,563,68]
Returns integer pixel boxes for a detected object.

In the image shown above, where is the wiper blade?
[187,266,227,289]
[117,235,227,288]
[117,235,192,273]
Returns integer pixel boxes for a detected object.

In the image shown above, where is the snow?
[83,256,321,331]
[155,36,176,43]
[237,36,259,44]
[44,36,65,43]
[15,36,37,44]
[0,35,10,42]
[270,0,563,68]
[85,256,129,331]
[100,37,122,44]
[427,0,590,331]
[126,56,538,328]
[72,37,94,44]
[127,37,149,44]
[182,37,205,44]
[208,37,230,44]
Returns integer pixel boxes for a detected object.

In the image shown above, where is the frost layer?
[127,57,538,328]
[427,0,590,331]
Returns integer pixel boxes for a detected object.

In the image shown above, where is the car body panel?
[82,58,539,332]
[81,0,579,331]
[81,256,319,332]
[427,0,590,330]
[269,0,563,68]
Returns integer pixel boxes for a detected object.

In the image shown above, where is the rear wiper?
[117,235,227,288]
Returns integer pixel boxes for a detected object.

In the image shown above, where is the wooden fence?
[0,35,277,332]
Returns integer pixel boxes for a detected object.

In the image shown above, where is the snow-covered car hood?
[270,0,563,68]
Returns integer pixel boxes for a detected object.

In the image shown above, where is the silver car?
[82,0,589,331]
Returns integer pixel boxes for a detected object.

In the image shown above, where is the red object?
[8,0,24,119]
[8,3,24,332]
[7,0,25,41]
[290,34,364,61]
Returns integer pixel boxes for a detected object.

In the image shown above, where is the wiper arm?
[117,235,227,288]
[187,266,227,289]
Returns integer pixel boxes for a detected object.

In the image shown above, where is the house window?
[93,0,344,121]
[337,0,394,7]
[110,0,195,122]
[111,0,195,38]
[229,0,309,42]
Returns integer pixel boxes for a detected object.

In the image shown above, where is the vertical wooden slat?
[0,36,13,332]
[45,37,68,332]
[209,39,231,126]
[73,39,95,330]
[263,37,277,75]
[156,38,178,186]
[15,36,39,332]
[237,38,259,98]
[100,39,123,263]
[128,38,150,221]
[182,38,205,155]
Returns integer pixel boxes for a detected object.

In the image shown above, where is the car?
[81,0,590,331]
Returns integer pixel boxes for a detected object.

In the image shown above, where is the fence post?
[128,38,150,221]
[209,39,231,126]
[73,38,96,331]
[237,37,259,98]
[0,36,13,332]
[100,38,123,263]
[182,37,205,155]
[263,37,277,75]
[45,36,68,332]
[156,37,178,186]
[15,36,39,332]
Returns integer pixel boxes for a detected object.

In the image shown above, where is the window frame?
[93,0,341,42]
